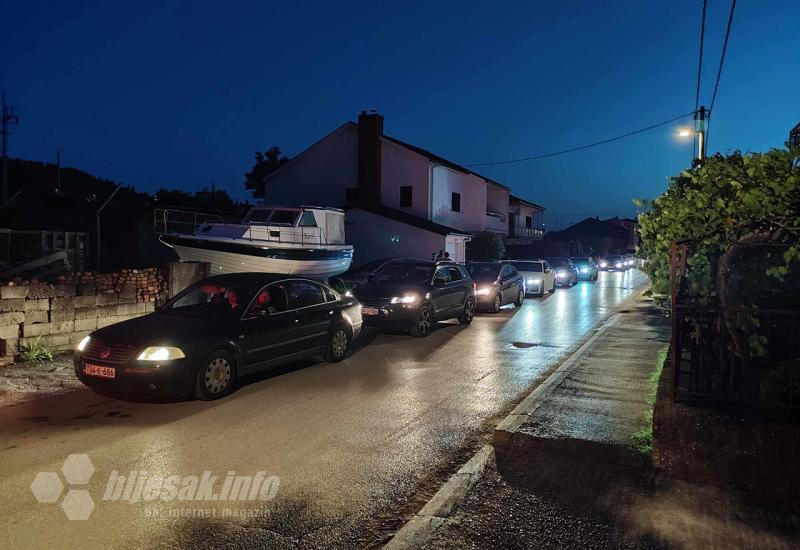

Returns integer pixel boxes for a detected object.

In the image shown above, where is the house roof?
[550,217,630,239]
[382,134,510,191]
[510,195,545,211]
[344,202,471,237]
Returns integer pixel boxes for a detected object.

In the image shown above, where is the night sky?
[3,1,798,228]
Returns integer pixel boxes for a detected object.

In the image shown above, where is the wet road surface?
[0,270,648,549]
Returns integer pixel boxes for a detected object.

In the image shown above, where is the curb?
[384,445,494,549]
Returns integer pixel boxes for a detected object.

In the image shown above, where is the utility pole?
[694,106,707,161]
[56,150,62,194]
[96,185,122,271]
[1,92,20,202]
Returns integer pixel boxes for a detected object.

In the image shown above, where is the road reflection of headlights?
[476,287,492,296]
[390,295,418,304]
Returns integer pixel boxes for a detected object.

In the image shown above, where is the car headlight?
[556,270,567,278]
[390,295,417,304]
[526,277,541,285]
[76,335,91,352]
[580,267,589,273]
[600,262,607,268]
[615,262,623,268]
[137,346,186,361]
[476,287,492,296]
[344,290,353,297]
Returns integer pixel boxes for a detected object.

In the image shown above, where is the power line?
[709,0,737,114]
[463,111,696,167]
[694,0,708,112]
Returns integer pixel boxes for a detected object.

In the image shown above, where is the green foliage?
[245,146,290,199]
[466,232,506,261]
[637,148,800,298]
[631,347,668,456]
[21,336,54,363]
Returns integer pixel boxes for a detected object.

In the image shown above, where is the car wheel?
[491,294,502,313]
[549,281,556,294]
[324,323,351,362]
[410,306,433,337]
[514,287,524,307]
[194,350,236,400]
[458,298,475,325]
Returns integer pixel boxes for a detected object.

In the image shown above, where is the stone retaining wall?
[0,268,169,360]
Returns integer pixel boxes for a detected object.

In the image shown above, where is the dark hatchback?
[467,262,525,312]
[74,273,363,400]
[351,259,476,337]
[546,257,579,287]
[570,256,599,281]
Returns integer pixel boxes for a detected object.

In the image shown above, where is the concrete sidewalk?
[420,295,800,549]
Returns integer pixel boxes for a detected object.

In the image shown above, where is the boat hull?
[161,235,353,279]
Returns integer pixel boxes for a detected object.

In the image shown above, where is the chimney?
[357,110,383,205]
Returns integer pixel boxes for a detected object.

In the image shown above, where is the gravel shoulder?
[0,355,83,408]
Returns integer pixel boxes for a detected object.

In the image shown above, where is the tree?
[466,231,506,261]
[244,146,290,199]
[637,147,800,305]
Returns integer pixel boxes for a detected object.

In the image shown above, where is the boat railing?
[154,208,334,246]
[154,209,226,236]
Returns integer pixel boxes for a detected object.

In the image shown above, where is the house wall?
[430,166,487,233]
[380,138,430,219]
[265,124,358,207]
[345,208,446,266]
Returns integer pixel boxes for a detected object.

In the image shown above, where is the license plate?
[362,307,379,316]
[84,364,116,379]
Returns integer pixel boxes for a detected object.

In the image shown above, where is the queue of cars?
[73,254,627,401]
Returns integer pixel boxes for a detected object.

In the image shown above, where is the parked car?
[74,273,362,400]
[570,256,599,281]
[505,259,556,296]
[351,259,475,337]
[467,262,525,312]
[600,255,627,271]
[545,257,579,286]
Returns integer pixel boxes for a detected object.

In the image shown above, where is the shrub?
[20,336,54,362]
[466,231,506,261]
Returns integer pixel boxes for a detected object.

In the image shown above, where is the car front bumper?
[358,301,418,331]
[74,353,196,397]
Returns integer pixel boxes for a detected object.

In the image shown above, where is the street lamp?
[678,129,692,138]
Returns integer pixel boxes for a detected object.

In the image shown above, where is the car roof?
[196,272,316,287]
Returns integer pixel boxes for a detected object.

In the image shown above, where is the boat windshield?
[374,262,434,284]
[243,208,299,226]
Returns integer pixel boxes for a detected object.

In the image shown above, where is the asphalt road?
[0,269,648,549]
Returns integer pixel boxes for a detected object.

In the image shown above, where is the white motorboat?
[155,206,353,279]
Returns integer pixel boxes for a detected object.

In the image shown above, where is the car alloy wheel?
[515,288,524,307]
[411,307,432,337]
[459,298,475,325]
[204,357,231,394]
[325,325,350,362]
[493,294,501,313]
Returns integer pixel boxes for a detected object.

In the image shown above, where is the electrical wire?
[463,111,696,167]
[695,0,708,112]
[709,0,737,113]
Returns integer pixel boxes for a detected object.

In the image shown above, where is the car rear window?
[510,261,543,272]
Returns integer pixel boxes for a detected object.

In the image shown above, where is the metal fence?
[670,242,800,409]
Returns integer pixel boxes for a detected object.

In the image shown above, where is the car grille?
[83,339,138,364]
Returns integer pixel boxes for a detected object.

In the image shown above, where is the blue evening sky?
[2,1,798,228]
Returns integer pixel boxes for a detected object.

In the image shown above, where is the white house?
[264,111,543,266]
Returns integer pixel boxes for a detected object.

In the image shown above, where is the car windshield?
[163,282,255,319]
[373,262,434,284]
[467,263,500,280]
[510,261,542,272]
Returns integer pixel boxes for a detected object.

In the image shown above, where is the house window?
[345,188,359,204]
[400,186,413,207]
[525,216,532,229]
[451,192,461,212]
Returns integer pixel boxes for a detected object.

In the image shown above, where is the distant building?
[544,216,637,257]
[507,195,545,243]
[263,111,544,265]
